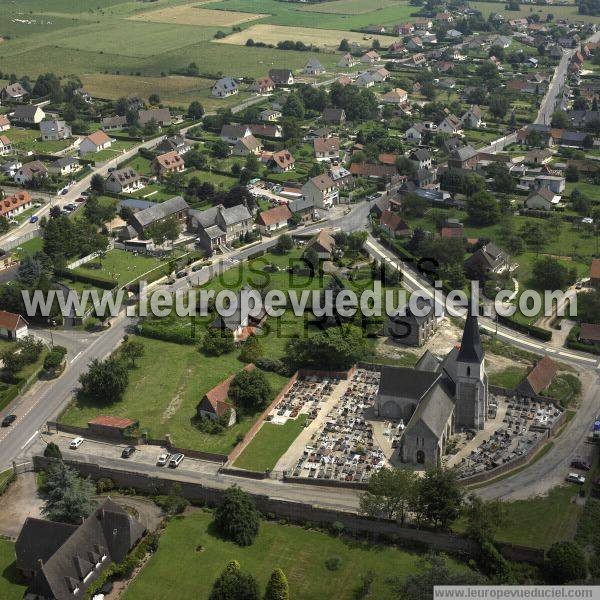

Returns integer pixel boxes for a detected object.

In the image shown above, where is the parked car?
[60,188,69,195]
[169,453,184,468]
[29,215,38,224]
[69,437,84,449]
[566,473,586,485]
[1,414,16,427]
[156,453,170,466]
[75,197,86,203]
[571,459,591,471]
[191,264,204,272]
[121,446,136,458]
[176,270,187,278]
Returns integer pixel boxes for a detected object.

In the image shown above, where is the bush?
[255,357,287,375]
[325,556,342,571]
[213,486,260,546]
[44,345,67,372]
[96,478,114,493]
[229,369,272,413]
[43,442,62,459]
[201,327,235,356]
[56,268,117,290]
[136,322,196,345]
[546,541,587,583]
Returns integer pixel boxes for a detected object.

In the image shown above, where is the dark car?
[571,459,591,471]
[1,415,16,427]
[121,446,136,458]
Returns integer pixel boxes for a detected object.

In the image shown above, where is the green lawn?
[488,366,528,389]
[80,139,137,162]
[0,348,48,411]
[124,510,467,600]
[60,336,289,453]
[8,127,72,153]
[234,414,307,472]
[185,168,239,190]
[0,540,28,600]
[11,236,44,259]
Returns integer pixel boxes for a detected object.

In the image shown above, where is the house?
[15,498,145,600]
[338,53,357,68]
[438,114,462,134]
[12,104,45,125]
[492,35,512,49]
[407,36,424,52]
[190,203,253,250]
[590,258,600,288]
[409,148,432,170]
[525,186,561,210]
[355,72,375,88]
[464,242,509,279]
[247,124,282,139]
[156,134,191,156]
[461,105,484,129]
[314,136,340,160]
[197,373,240,425]
[1,158,22,178]
[212,77,238,98]
[306,228,336,259]
[304,58,325,75]
[414,17,433,30]
[0,135,12,156]
[436,11,453,23]
[211,293,266,343]
[0,310,28,340]
[446,29,463,39]
[73,87,93,104]
[152,151,185,179]
[105,168,144,194]
[268,149,295,172]
[517,356,557,397]
[329,165,353,189]
[406,123,427,143]
[380,210,411,238]
[0,191,32,220]
[289,197,314,223]
[129,195,189,237]
[301,174,339,209]
[79,130,112,155]
[361,51,381,64]
[87,416,138,438]
[388,40,406,54]
[349,162,399,181]
[257,204,292,234]
[1,83,29,103]
[395,23,414,35]
[381,88,408,105]
[441,218,464,239]
[448,145,478,170]
[260,109,281,122]
[251,77,275,94]
[535,174,565,194]
[372,67,391,83]
[101,115,127,131]
[220,124,251,145]
[138,108,172,127]
[375,314,489,466]
[409,53,427,67]
[489,56,503,71]
[14,161,48,185]
[269,69,294,86]
[579,323,600,346]
[322,108,346,124]
[48,156,81,176]
[232,135,262,156]
[386,298,437,346]
[0,114,10,131]
[39,119,71,141]
[525,148,553,165]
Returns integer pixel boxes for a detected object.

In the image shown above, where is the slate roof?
[16,519,77,573]
[378,365,440,400]
[451,145,478,162]
[289,197,314,213]
[406,382,455,438]
[138,108,171,126]
[131,195,188,228]
[456,313,484,364]
[13,105,41,120]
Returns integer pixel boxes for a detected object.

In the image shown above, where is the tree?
[41,461,96,524]
[395,156,417,178]
[210,561,260,600]
[546,541,587,583]
[229,369,272,412]
[282,94,305,120]
[17,255,42,286]
[338,38,350,51]
[0,349,24,382]
[464,494,507,543]
[43,442,62,459]
[489,95,509,120]
[148,93,160,105]
[389,554,487,600]
[566,164,579,182]
[238,334,263,364]
[551,111,568,128]
[414,467,463,530]
[43,345,67,373]
[466,191,500,225]
[275,234,293,254]
[359,467,418,525]
[264,568,289,600]
[201,327,235,356]
[214,486,260,546]
[520,221,550,255]
[487,162,515,194]
[531,256,574,290]
[90,173,105,193]
[78,357,129,404]
[212,139,230,159]
[121,339,145,367]
[187,100,204,120]
[84,195,117,226]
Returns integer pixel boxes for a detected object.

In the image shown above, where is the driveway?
[0,472,43,538]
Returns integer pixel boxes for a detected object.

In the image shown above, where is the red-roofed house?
[380,210,411,238]
[517,356,558,397]
[152,151,185,180]
[590,258,600,288]
[580,323,600,346]
[87,416,138,438]
[0,191,32,219]
[269,149,295,173]
[0,310,28,340]
[256,204,292,234]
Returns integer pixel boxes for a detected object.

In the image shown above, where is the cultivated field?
[471,0,600,22]
[128,3,267,27]
[214,23,392,49]
[298,0,400,14]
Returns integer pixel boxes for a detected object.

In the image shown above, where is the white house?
[0,310,28,341]
[438,114,462,134]
[48,157,81,176]
[12,105,45,125]
[256,204,292,234]
[0,191,33,220]
[525,186,561,210]
[461,105,484,129]
[304,58,325,75]
[212,77,238,98]
[79,130,113,155]
[220,124,251,145]
[0,135,12,156]
[39,119,72,141]
[301,174,339,209]
[338,53,357,68]
[361,51,381,64]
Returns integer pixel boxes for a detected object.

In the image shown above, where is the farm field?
[123,510,469,600]
[214,23,393,49]
[470,0,600,22]
[298,0,401,14]
[128,4,267,27]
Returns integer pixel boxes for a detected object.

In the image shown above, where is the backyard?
[123,509,468,600]
[0,539,27,600]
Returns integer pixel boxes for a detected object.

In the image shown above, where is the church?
[375,313,489,467]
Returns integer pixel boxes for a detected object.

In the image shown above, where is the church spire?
[457,310,484,364]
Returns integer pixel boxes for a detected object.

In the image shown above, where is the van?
[169,453,184,468]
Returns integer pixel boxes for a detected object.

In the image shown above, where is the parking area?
[453,396,563,479]
[287,368,387,484]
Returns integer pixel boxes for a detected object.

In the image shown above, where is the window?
[466,366,471,377]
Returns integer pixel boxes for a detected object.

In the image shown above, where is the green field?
[0,540,28,600]
[124,510,468,600]
[8,127,72,153]
[470,1,600,22]
[234,414,307,471]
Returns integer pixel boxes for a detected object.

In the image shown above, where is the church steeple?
[457,312,484,364]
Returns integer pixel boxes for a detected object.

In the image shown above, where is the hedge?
[566,324,600,355]
[136,323,196,345]
[497,314,552,341]
[57,268,118,290]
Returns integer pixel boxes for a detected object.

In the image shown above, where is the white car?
[566,473,585,485]
[69,437,84,449]
[156,453,170,467]
[169,453,184,468]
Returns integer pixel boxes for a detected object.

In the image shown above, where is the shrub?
[546,541,587,583]
[213,486,260,546]
[43,442,62,459]
[255,357,287,375]
[201,327,235,356]
[325,556,342,571]
[96,478,114,493]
